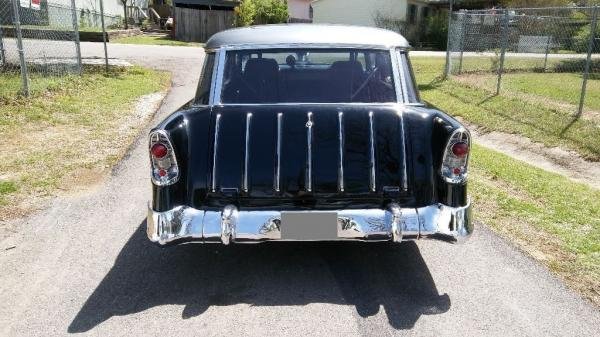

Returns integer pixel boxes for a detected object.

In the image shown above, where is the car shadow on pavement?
[68,220,450,333]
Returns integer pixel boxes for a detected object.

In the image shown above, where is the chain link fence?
[0,0,82,95]
[446,6,599,117]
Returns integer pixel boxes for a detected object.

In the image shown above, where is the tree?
[235,0,257,26]
[120,0,128,29]
[573,22,600,53]
[234,0,288,27]
[424,11,449,50]
[254,0,288,24]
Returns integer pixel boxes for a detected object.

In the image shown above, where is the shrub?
[234,0,288,27]
[373,11,407,35]
[573,23,600,53]
[234,0,257,27]
[423,11,448,50]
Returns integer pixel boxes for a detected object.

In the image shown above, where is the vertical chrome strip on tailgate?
[338,111,345,192]
[274,112,282,192]
[243,113,252,193]
[368,111,376,192]
[400,110,408,191]
[211,113,221,193]
[306,112,313,192]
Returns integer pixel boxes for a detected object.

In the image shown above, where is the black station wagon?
[147,24,472,246]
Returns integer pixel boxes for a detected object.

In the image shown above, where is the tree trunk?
[122,2,128,29]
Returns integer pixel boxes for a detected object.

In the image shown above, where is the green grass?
[0,66,170,217]
[411,56,600,161]
[0,181,18,206]
[448,55,569,74]
[452,72,600,111]
[411,56,600,303]
[470,144,600,305]
[111,34,203,47]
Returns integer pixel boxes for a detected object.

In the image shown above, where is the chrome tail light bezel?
[440,128,471,184]
[149,130,180,186]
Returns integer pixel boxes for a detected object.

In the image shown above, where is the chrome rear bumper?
[147,201,472,246]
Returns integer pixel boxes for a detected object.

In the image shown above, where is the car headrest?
[244,58,279,78]
[329,60,364,75]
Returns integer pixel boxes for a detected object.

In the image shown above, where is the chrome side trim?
[147,201,473,245]
[211,113,221,193]
[306,111,313,192]
[399,110,408,191]
[338,111,345,192]
[368,111,376,192]
[243,112,252,193]
[275,112,282,192]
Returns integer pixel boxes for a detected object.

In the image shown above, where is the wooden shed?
[173,0,237,43]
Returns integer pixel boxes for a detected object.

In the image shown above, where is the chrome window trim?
[396,49,410,104]
[219,44,411,51]
[390,47,404,103]
[213,46,409,106]
[403,53,423,103]
[210,48,227,106]
[206,52,219,106]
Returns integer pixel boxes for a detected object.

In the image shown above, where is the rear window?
[220,49,397,104]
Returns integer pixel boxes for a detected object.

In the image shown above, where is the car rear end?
[146,26,472,246]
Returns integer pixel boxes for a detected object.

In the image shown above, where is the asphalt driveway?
[0,43,598,337]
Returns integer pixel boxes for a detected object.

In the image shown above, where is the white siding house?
[288,0,312,21]
[51,0,124,17]
[311,0,444,27]
[45,0,126,28]
[312,0,405,26]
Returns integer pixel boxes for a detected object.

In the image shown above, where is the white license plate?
[280,211,338,240]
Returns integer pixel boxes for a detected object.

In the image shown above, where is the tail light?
[441,128,470,184]
[149,130,179,186]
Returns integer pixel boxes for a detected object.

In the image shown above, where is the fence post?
[0,26,6,67]
[543,34,550,72]
[458,12,467,75]
[11,0,29,96]
[577,6,598,119]
[70,0,83,75]
[99,0,109,72]
[444,0,454,78]
[496,9,509,96]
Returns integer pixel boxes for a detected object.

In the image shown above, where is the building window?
[408,4,417,25]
